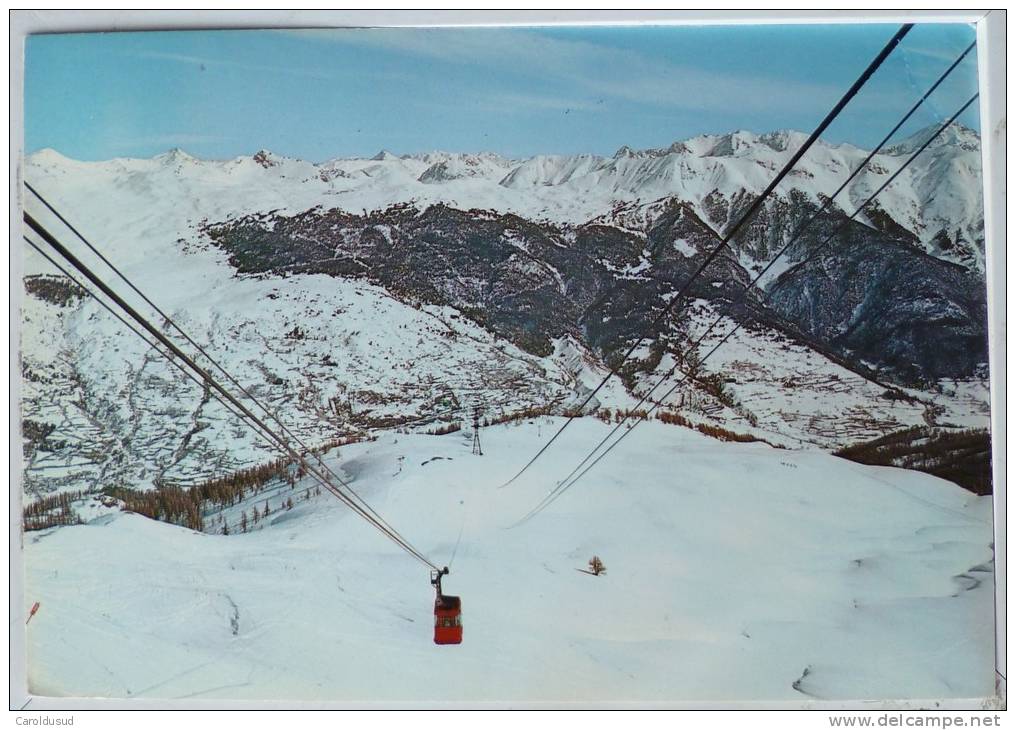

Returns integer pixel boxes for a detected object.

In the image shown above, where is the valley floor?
[22,419,996,704]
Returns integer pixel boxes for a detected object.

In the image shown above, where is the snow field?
[24,419,994,702]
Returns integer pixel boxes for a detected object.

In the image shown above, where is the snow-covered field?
[24,419,995,703]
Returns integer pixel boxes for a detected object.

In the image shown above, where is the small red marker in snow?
[26,601,40,625]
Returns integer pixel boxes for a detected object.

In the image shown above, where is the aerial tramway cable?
[28,181,532,554]
[24,189,436,569]
[513,92,980,526]
[25,234,443,543]
[519,41,978,517]
[497,23,915,489]
[23,235,277,452]
[24,212,441,571]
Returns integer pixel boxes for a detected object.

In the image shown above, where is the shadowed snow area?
[25,420,994,702]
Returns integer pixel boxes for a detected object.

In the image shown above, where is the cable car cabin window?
[435,615,462,628]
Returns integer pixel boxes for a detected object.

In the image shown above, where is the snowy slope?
[20,255,987,495]
[24,420,995,702]
[631,300,992,450]
[20,268,621,494]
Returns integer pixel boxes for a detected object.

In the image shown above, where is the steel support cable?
[27,181,524,558]
[28,193,514,559]
[23,235,279,454]
[24,186,431,559]
[25,234,433,540]
[514,92,979,526]
[498,23,914,489]
[26,231,436,570]
[534,40,978,508]
[27,186,375,502]
[24,213,440,571]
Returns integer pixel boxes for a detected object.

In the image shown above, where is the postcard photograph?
[15,18,1001,705]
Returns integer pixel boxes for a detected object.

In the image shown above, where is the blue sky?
[24,23,980,161]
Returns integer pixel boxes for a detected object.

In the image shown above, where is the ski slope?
[24,419,995,703]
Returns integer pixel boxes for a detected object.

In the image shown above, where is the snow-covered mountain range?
[28,122,985,269]
[20,125,988,496]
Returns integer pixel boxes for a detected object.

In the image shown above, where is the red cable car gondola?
[431,567,462,645]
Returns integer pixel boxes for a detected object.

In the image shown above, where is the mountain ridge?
[29,122,976,166]
[27,123,983,273]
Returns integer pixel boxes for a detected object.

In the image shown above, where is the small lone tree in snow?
[588,556,606,576]
[240,512,248,533]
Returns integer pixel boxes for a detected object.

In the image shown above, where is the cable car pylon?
[471,406,483,456]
